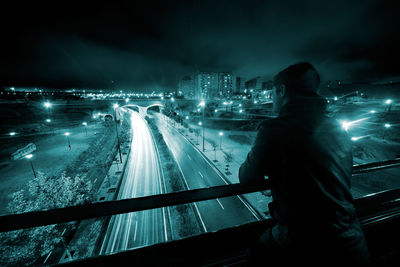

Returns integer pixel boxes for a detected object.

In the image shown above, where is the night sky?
[1,0,399,91]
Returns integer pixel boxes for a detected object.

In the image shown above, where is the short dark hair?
[273,62,320,96]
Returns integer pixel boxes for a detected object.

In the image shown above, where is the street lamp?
[46,119,51,123]
[125,98,130,104]
[198,101,206,152]
[9,132,16,136]
[383,123,391,140]
[113,104,123,163]
[25,154,37,178]
[219,131,224,149]
[64,132,71,149]
[385,99,393,113]
[369,110,376,114]
[82,122,88,136]
[44,101,52,108]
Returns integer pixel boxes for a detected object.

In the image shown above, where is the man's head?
[272,62,320,114]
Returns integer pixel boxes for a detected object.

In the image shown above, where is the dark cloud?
[0,0,399,90]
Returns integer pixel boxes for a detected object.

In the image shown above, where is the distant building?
[178,75,195,99]
[191,72,235,100]
[244,76,272,99]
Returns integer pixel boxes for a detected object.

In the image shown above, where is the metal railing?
[1,158,399,233]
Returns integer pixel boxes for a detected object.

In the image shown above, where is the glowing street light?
[44,102,52,108]
[219,131,224,149]
[385,99,393,113]
[125,98,130,103]
[369,110,376,114]
[64,132,71,149]
[198,121,202,126]
[113,103,119,109]
[9,132,16,136]
[170,97,175,102]
[383,123,391,140]
[185,116,189,120]
[46,119,51,123]
[25,154,36,178]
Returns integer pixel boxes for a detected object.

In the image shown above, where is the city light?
[9,132,16,136]
[334,96,338,101]
[239,109,243,113]
[113,103,119,109]
[340,118,369,131]
[185,116,189,120]
[369,110,376,114]
[170,97,175,102]
[385,99,392,105]
[215,109,218,113]
[65,132,70,136]
[46,119,51,123]
[44,101,52,108]
[25,154,33,159]
[384,123,391,128]
[198,121,202,126]
[199,101,206,107]
[219,132,223,136]
[125,98,130,103]
[82,122,87,126]
[93,115,97,119]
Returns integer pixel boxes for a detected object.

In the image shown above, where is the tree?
[209,140,218,162]
[0,171,93,266]
[194,128,201,145]
[224,151,233,175]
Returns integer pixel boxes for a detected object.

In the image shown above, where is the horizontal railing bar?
[0,159,399,233]
[0,182,269,232]
[352,158,400,174]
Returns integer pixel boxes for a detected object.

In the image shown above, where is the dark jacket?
[239,95,369,261]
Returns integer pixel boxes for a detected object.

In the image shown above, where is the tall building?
[192,72,235,100]
[178,75,195,99]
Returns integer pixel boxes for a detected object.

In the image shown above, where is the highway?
[100,109,168,254]
[154,113,260,232]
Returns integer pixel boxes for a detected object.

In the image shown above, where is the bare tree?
[194,128,201,145]
[209,140,218,162]
[224,151,233,175]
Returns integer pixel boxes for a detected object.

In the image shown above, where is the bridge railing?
[0,159,400,266]
[1,159,399,232]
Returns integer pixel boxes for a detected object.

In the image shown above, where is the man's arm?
[239,120,279,185]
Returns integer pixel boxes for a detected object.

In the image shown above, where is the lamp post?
[64,132,71,149]
[385,99,392,113]
[383,123,391,140]
[219,131,224,150]
[44,101,52,132]
[199,101,206,152]
[113,104,123,163]
[25,154,36,178]
[82,122,88,136]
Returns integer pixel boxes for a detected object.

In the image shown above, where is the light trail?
[100,109,167,254]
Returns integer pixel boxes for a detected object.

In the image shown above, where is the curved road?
[100,109,168,254]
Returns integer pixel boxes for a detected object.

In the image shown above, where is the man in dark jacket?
[239,62,369,265]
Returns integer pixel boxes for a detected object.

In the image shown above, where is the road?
[100,109,168,254]
[154,113,260,232]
